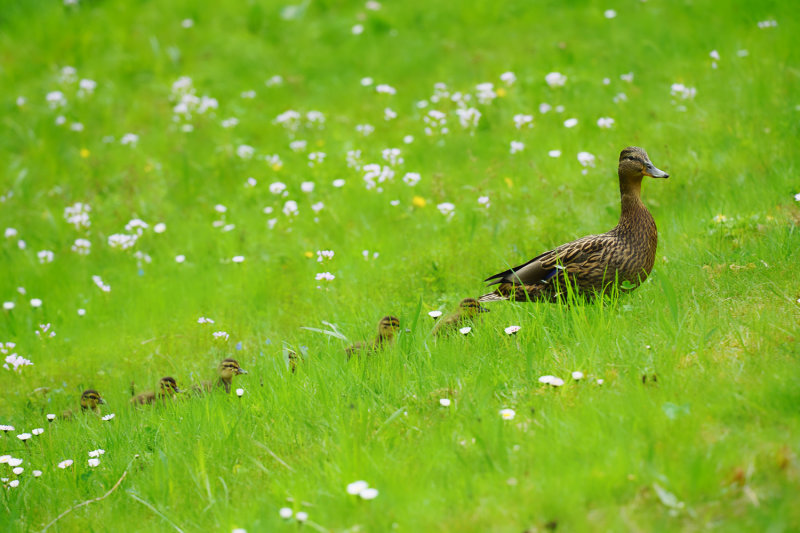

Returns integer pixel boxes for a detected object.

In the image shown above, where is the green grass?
[1,0,799,530]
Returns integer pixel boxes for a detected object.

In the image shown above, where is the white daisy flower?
[499,408,515,420]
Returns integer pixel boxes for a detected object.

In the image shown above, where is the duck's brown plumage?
[432,298,489,337]
[480,147,669,302]
[345,316,400,359]
[131,376,183,405]
[192,358,248,394]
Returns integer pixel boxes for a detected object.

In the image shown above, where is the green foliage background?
[1,0,799,530]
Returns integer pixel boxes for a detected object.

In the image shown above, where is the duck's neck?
[617,176,650,230]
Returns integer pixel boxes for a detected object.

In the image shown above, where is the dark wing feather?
[484,235,608,286]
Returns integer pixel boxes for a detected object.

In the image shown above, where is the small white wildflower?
[231,256,245,264]
[360,488,379,500]
[620,72,634,83]
[375,84,396,95]
[347,480,369,495]
[88,449,107,458]
[351,24,364,35]
[236,145,255,159]
[311,202,325,213]
[295,511,309,522]
[17,433,32,441]
[3,302,14,311]
[604,9,617,18]
[153,223,167,233]
[577,151,596,168]
[33,470,42,477]
[545,72,567,87]
[279,507,293,519]
[175,255,186,263]
[510,141,525,154]
[539,102,552,113]
[315,272,335,281]
[499,408,515,420]
[213,331,229,340]
[301,181,315,193]
[360,77,374,86]
[198,317,215,324]
[289,140,307,152]
[439,398,451,407]
[428,311,443,319]
[57,460,73,469]
[513,114,533,129]
[4,227,17,238]
[437,202,455,216]
[596,379,604,385]
[597,117,615,128]
[384,107,397,121]
[30,298,42,308]
[46,91,67,108]
[8,480,19,488]
[564,118,578,128]
[403,134,414,144]
[572,371,584,380]
[477,196,490,208]
[88,458,100,467]
[548,150,562,158]
[458,326,472,335]
[504,326,521,335]
[236,388,244,397]
[333,179,346,188]
[282,200,299,217]
[500,71,516,85]
[181,18,194,28]
[37,250,55,264]
[120,133,139,146]
[402,172,421,186]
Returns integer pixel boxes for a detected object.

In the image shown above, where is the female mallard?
[345,316,401,359]
[480,147,668,302]
[432,298,489,337]
[130,376,183,405]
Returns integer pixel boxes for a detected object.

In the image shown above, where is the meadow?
[1,0,799,531]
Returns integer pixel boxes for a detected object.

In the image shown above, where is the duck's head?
[618,147,669,180]
[218,358,247,381]
[159,376,182,396]
[459,298,489,317]
[378,316,401,337]
[80,389,105,410]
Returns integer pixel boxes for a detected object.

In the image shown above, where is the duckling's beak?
[98,398,106,405]
[643,162,669,178]
[174,388,183,394]
[237,368,248,375]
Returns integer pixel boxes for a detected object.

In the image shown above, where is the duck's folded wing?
[484,235,607,286]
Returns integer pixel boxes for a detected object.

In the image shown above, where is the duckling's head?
[459,298,489,317]
[218,358,247,381]
[378,316,401,337]
[618,147,669,180]
[80,389,105,410]
[159,376,182,396]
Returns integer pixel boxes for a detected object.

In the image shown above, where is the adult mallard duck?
[480,147,668,302]
[432,298,489,337]
[345,316,401,359]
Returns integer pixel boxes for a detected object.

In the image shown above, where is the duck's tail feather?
[478,291,508,302]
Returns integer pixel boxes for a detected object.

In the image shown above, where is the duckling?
[194,358,248,394]
[61,389,105,419]
[345,316,401,359]
[130,376,183,405]
[432,298,489,337]
[480,147,669,302]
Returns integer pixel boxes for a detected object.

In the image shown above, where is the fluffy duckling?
[194,358,248,394]
[480,146,669,302]
[61,389,105,419]
[131,376,183,405]
[432,298,489,337]
[345,316,401,359]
